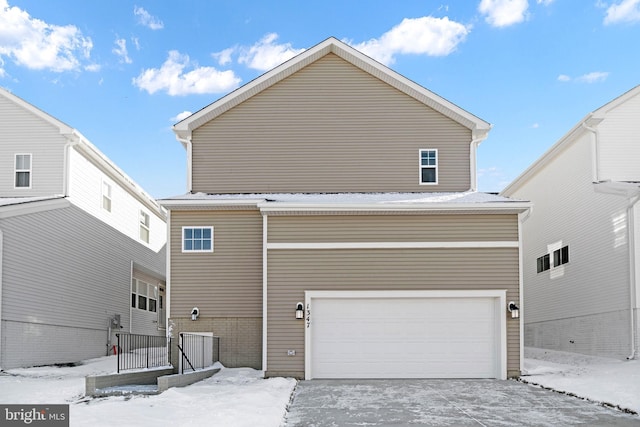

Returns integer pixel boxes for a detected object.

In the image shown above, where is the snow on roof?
[161,191,526,205]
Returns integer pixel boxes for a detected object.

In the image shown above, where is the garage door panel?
[310,295,500,379]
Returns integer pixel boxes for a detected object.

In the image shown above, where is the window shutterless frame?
[14,153,32,189]
[419,149,438,185]
[139,210,150,243]
[182,226,214,253]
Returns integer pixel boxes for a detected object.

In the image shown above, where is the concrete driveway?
[283,379,640,426]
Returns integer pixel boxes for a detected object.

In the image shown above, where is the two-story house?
[160,37,530,380]
[0,87,167,369]
[501,85,640,360]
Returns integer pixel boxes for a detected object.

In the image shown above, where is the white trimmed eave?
[172,37,490,140]
[0,197,70,219]
[159,199,265,211]
[257,201,530,214]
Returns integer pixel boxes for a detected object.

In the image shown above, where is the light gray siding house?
[0,87,167,369]
[501,85,640,360]
[161,37,530,379]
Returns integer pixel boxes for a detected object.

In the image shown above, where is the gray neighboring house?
[161,37,530,380]
[0,87,167,369]
[501,85,640,360]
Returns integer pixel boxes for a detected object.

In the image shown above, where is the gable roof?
[501,84,640,197]
[0,87,165,218]
[173,37,491,145]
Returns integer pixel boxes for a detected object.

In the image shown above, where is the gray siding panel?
[0,204,165,368]
[192,54,471,194]
[266,248,520,377]
[0,95,65,197]
[169,210,263,318]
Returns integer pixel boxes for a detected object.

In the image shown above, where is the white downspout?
[581,120,600,183]
[627,195,639,360]
[0,229,3,370]
[62,137,80,197]
[518,206,533,372]
[262,214,268,373]
[469,129,489,192]
[176,136,193,193]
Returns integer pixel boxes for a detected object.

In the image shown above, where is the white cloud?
[212,47,235,66]
[531,122,540,128]
[349,16,470,65]
[238,33,305,71]
[0,0,93,73]
[576,71,610,83]
[172,111,192,122]
[557,72,610,83]
[478,0,529,27]
[132,50,241,95]
[537,0,555,5]
[604,0,640,24]
[112,38,132,64]
[134,6,164,30]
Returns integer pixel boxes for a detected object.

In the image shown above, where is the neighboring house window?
[15,154,32,188]
[139,211,150,243]
[183,226,214,252]
[419,149,438,184]
[102,181,112,212]
[537,254,550,273]
[554,245,569,267]
[131,279,157,313]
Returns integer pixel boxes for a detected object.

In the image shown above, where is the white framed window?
[553,245,569,267]
[182,226,214,252]
[131,279,157,313]
[15,153,32,188]
[419,149,438,185]
[102,181,112,212]
[536,254,550,273]
[139,210,150,243]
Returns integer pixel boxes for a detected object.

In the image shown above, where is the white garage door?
[308,292,503,379]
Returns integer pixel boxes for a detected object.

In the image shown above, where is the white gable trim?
[173,37,491,143]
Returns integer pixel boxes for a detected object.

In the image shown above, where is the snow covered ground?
[0,348,638,426]
[522,347,640,414]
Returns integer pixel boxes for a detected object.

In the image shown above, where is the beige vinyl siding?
[268,214,518,243]
[266,247,520,377]
[192,53,471,194]
[0,95,65,196]
[169,209,263,318]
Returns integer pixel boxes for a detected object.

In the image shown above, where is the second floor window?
[419,149,438,184]
[139,210,150,243]
[102,181,112,212]
[15,154,32,188]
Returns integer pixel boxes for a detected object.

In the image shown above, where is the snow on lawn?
[0,356,296,427]
[523,347,640,414]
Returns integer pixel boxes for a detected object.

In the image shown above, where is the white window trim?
[182,226,214,253]
[14,153,32,189]
[131,278,158,313]
[419,149,438,185]
[139,210,150,243]
[102,180,112,212]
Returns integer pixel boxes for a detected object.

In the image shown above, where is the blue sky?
[1,0,639,198]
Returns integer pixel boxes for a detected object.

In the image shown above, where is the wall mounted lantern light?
[295,302,304,319]
[508,301,520,319]
[191,307,200,321]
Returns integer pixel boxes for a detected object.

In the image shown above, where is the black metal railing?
[116,333,171,373]
[178,333,220,374]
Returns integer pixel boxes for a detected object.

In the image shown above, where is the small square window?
[183,226,214,253]
[554,246,569,267]
[537,254,550,273]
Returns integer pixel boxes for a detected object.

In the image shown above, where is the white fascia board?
[0,197,70,219]
[159,199,265,209]
[257,201,531,213]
